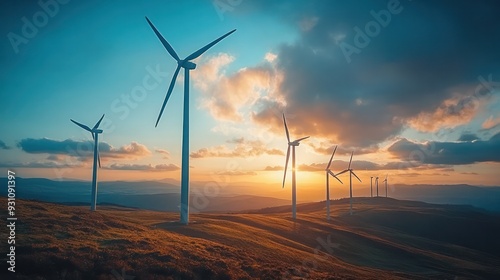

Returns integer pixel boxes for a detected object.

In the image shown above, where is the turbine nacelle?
[179,60,196,70]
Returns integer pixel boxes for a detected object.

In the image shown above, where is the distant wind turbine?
[70,114,105,211]
[376,177,379,197]
[282,113,309,220]
[335,152,361,215]
[383,174,388,197]
[325,146,343,220]
[145,17,236,225]
[370,176,373,198]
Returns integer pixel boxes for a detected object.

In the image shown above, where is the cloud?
[263,165,283,171]
[0,161,82,169]
[299,16,319,32]
[387,132,500,165]
[191,138,284,158]
[215,170,257,176]
[103,163,180,171]
[308,141,378,156]
[193,53,284,122]
[155,148,170,159]
[0,140,9,149]
[407,92,490,132]
[237,0,500,148]
[18,138,151,159]
[482,114,500,130]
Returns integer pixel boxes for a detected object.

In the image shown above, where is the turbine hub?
[180,60,196,70]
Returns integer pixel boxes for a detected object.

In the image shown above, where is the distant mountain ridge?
[1,177,499,212]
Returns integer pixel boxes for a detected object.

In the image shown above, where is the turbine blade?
[351,171,362,182]
[326,145,337,170]
[348,151,353,169]
[145,17,180,61]
[71,119,92,132]
[295,136,310,143]
[185,29,236,61]
[335,169,349,177]
[328,170,343,184]
[282,114,290,143]
[93,114,105,130]
[97,149,101,168]
[155,65,181,127]
[282,145,291,188]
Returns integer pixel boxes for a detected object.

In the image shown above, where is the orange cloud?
[407,92,487,133]
[482,114,500,130]
[191,138,284,158]
[192,53,284,122]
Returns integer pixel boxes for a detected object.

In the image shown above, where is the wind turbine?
[145,17,236,225]
[383,174,388,197]
[370,176,373,198]
[375,177,379,197]
[70,114,105,211]
[282,113,309,220]
[325,146,343,220]
[335,152,361,215]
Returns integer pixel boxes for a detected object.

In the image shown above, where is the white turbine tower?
[145,17,236,225]
[70,114,105,211]
[370,176,373,198]
[335,152,361,215]
[325,146,343,220]
[383,174,388,197]
[282,113,309,220]
[376,177,379,197]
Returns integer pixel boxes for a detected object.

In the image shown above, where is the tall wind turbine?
[335,152,361,215]
[383,174,388,197]
[70,114,105,211]
[145,17,236,225]
[376,177,379,197]
[325,146,343,220]
[282,113,309,220]
[370,176,373,198]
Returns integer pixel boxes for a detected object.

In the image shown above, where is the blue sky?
[1,0,500,188]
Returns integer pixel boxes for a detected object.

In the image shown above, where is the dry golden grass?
[1,197,499,279]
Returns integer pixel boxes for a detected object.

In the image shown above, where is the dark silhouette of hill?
[1,197,499,279]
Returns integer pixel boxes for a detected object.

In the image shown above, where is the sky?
[1,0,500,194]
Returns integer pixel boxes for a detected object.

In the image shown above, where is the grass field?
[1,197,499,279]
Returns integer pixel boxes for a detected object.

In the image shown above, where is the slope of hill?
[1,197,499,279]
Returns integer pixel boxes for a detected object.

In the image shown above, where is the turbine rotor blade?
[328,170,343,184]
[282,114,290,143]
[348,151,354,169]
[326,145,337,170]
[97,149,101,168]
[93,114,105,130]
[335,169,349,177]
[155,65,181,127]
[351,171,362,182]
[185,29,236,61]
[71,119,92,133]
[145,17,180,61]
[282,145,291,188]
[295,136,310,143]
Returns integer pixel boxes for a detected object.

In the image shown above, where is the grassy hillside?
[1,197,499,279]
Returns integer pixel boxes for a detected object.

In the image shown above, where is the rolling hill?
[1,197,499,279]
